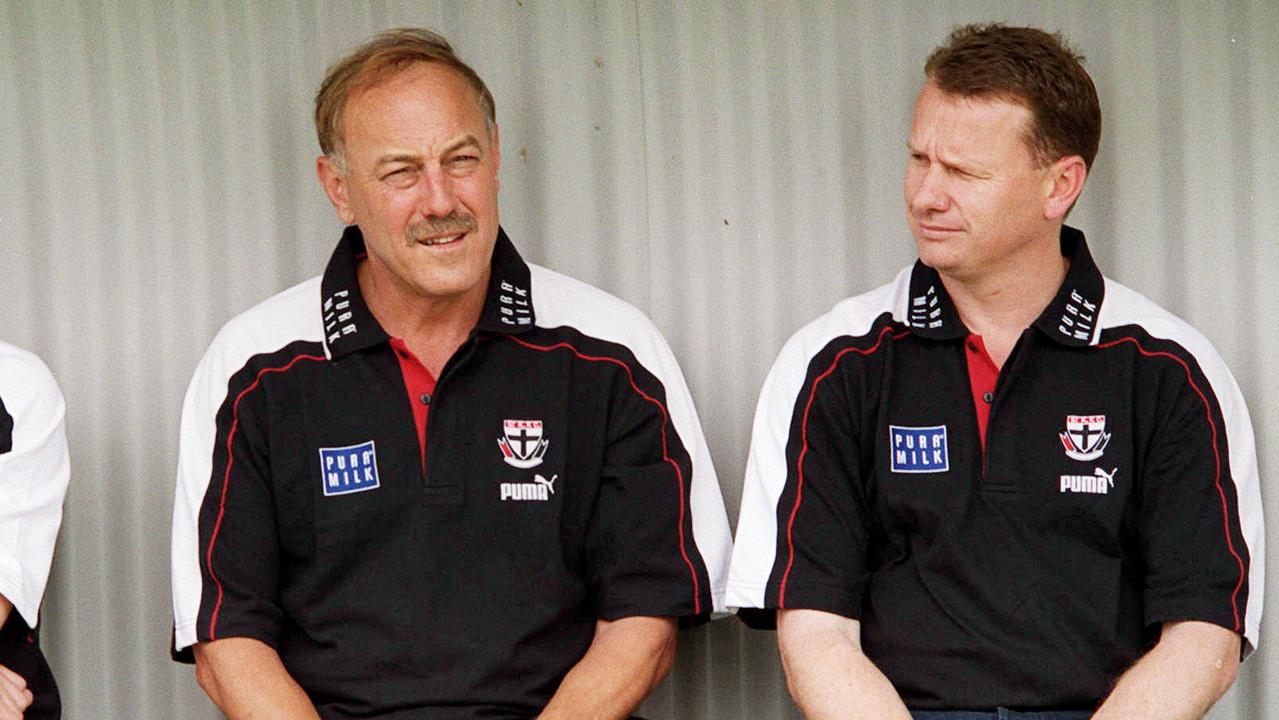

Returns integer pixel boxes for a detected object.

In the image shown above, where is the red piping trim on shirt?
[1095,337,1244,631]
[206,353,326,640]
[779,326,909,607]
[503,335,702,615]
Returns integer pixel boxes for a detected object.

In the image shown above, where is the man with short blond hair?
[729,23,1262,719]
[172,28,731,719]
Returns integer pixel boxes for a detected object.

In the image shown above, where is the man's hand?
[0,664,32,720]
[776,609,911,720]
[1092,620,1240,719]
[193,638,320,720]
[536,616,676,720]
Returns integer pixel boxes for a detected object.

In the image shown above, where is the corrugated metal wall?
[1,1,1275,717]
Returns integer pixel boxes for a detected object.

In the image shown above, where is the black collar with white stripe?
[906,225,1105,347]
[319,225,536,359]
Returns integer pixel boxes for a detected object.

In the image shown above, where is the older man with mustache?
[170,28,731,720]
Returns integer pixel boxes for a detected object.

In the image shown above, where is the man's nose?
[908,165,950,214]
[417,168,458,217]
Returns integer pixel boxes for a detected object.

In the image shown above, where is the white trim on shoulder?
[171,276,325,653]
[529,264,734,612]
[727,267,911,609]
[1098,278,1265,655]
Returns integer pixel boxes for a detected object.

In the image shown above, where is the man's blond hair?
[314,27,495,171]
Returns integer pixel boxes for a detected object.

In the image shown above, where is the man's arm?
[536,616,675,720]
[776,609,910,720]
[1092,621,1239,720]
[1098,337,1258,720]
[193,638,320,720]
[172,337,306,711]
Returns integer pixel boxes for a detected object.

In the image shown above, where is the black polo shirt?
[727,227,1262,709]
[0,341,69,720]
[171,227,732,719]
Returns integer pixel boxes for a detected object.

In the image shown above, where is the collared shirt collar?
[905,225,1105,347]
[320,225,536,359]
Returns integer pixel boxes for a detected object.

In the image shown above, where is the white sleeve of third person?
[0,343,71,628]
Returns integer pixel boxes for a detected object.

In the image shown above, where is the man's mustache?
[407,212,479,241]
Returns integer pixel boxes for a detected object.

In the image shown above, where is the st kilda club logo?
[498,419,549,469]
[1059,414,1111,462]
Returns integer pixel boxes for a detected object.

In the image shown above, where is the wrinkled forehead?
[339,61,492,146]
[353,62,477,110]
[910,83,1037,156]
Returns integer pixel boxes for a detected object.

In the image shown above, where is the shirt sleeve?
[728,331,875,627]
[0,346,70,629]
[171,338,285,661]
[1138,343,1263,656]
[584,337,728,622]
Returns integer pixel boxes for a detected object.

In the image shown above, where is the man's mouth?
[916,222,962,238]
[417,232,465,247]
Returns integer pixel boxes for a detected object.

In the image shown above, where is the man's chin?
[406,268,491,303]
[914,243,955,271]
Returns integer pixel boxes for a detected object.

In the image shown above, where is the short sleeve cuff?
[771,579,864,621]
[595,578,711,624]
[727,579,866,631]
[172,613,282,664]
[1144,590,1249,655]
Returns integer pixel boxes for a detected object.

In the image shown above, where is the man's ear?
[317,154,355,225]
[1043,155,1087,221]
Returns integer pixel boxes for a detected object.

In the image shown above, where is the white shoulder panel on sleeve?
[529,264,733,611]
[1098,278,1265,655]
[0,341,70,627]
[171,276,325,652]
[727,268,911,609]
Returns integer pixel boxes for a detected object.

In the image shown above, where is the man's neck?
[358,263,489,377]
[940,235,1069,369]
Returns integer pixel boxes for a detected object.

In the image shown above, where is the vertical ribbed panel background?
[1,2,1274,717]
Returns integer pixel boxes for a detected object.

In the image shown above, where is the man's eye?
[383,168,414,182]
[450,155,479,165]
